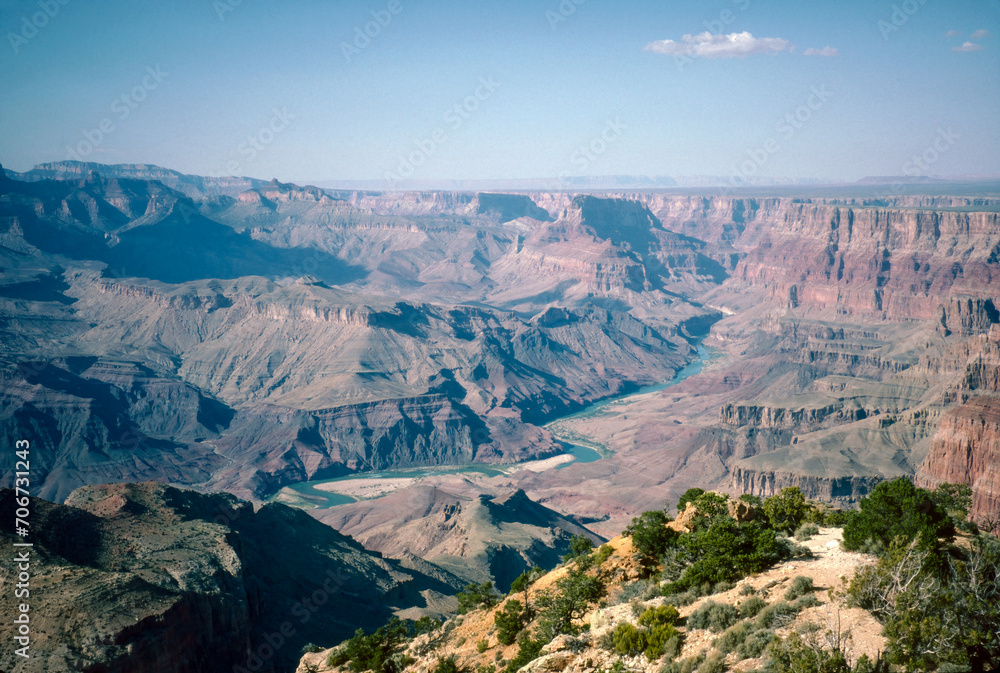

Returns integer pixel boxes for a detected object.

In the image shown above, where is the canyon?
[1,161,999,670]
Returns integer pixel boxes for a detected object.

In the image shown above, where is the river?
[278,343,710,509]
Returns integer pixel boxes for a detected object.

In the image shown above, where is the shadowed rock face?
[0,482,460,673]
[316,486,604,591]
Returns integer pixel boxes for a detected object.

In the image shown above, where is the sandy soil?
[305,454,577,500]
[678,526,885,670]
[313,477,420,499]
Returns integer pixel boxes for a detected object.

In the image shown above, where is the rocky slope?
[316,486,603,590]
[0,482,460,673]
[298,527,884,673]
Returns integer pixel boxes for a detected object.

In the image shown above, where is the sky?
[1,0,998,184]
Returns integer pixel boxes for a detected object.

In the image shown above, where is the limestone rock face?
[668,502,700,533]
[727,498,757,522]
[916,397,1000,523]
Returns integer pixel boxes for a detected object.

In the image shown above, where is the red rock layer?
[916,397,1000,522]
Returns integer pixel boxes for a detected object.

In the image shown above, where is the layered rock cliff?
[916,396,1000,524]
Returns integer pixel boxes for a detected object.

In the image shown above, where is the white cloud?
[945,30,961,38]
[803,46,839,57]
[952,41,983,52]
[971,29,992,40]
[643,31,791,59]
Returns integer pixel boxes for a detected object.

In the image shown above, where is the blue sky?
[1,0,997,183]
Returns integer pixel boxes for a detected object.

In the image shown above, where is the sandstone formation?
[916,396,1000,524]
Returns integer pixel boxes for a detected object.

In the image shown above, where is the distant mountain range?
[8,161,1000,195]
[4,161,270,198]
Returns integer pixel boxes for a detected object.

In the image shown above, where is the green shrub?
[929,482,972,524]
[661,652,705,673]
[777,536,814,560]
[509,570,536,596]
[412,616,441,634]
[457,581,500,614]
[842,478,952,552]
[712,581,735,594]
[677,488,706,512]
[700,651,728,673]
[661,587,698,606]
[762,487,811,535]
[660,634,683,661]
[494,599,526,645]
[625,510,679,561]
[644,622,681,660]
[791,594,821,610]
[601,606,681,661]
[616,579,658,604]
[716,620,754,654]
[567,534,595,558]
[431,655,462,673]
[327,648,349,667]
[823,510,850,527]
[846,534,1000,671]
[536,566,604,640]
[687,492,732,531]
[476,639,489,653]
[739,584,757,596]
[637,604,680,628]
[687,600,740,632]
[764,632,854,673]
[336,617,411,673]
[794,523,820,541]
[755,601,798,629]
[738,595,768,619]
[783,576,815,601]
[504,636,543,673]
[595,544,615,565]
[739,494,763,507]
[738,629,774,658]
[302,643,323,654]
[670,519,791,590]
[610,623,646,656]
